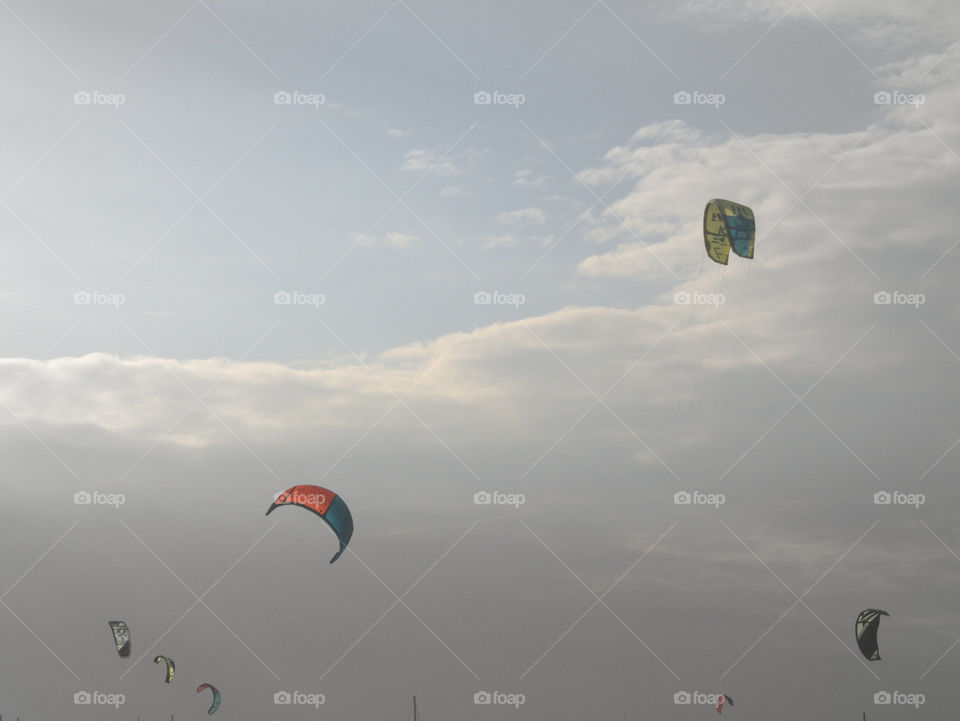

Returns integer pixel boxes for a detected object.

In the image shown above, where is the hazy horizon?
[1,1,959,720]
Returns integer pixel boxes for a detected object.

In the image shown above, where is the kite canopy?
[703,199,755,264]
[197,683,221,715]
[108,620,130,658]
[716,694,733,713]
[153,655,175,683]
[855,609,888,660]
[266,485,354,563]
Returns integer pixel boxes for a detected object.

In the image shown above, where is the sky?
[1,0,959,719]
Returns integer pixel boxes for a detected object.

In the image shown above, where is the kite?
[266,485,354,563]
[855,609,888,661]
[153,655,175,683]
[197,684,221,715]
[716,694,733,713]
[108,620,130,658]
[703,199,755,265]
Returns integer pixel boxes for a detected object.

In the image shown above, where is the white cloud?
[496,207,547,225]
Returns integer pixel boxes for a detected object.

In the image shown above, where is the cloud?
[400,146,485,175]
[497,207,547,225]
[512,168,548,187]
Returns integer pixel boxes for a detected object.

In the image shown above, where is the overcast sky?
[1,1,959,720]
